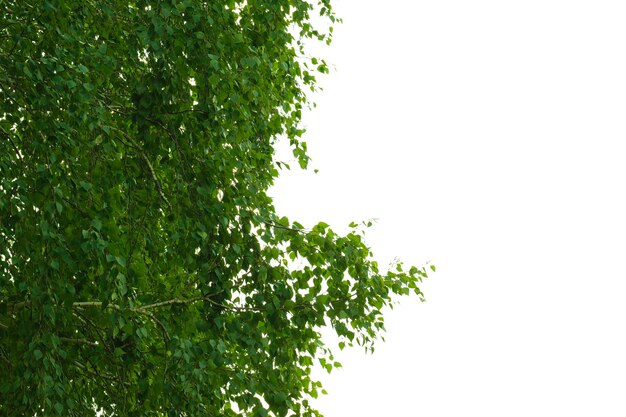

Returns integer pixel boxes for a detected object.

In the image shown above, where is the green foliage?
[0,0,429,415]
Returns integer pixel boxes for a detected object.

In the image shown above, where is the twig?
[60,337,99,346]
[139,309,169,341]
[0,126,23,167]
[72,310,112,354]
[0,347,13,367]
[73,360,130,386]
[138,296,205,311]
[203,297,262,313]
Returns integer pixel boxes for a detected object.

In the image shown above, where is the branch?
[71,301,108,309]
[138,296,205,311]
[73,360,130,386]
[142,116,191,178]
[72,310,112,355]
[109,126,172,211]
[7,291,341,323]
[73,301,174,340]
[73,295,261,314]
[139,309,170,342]
[0,125,23,166]
[0,347,13,368]
[204,297,262,313]
[60,337,99,346]
[71,297,204,312]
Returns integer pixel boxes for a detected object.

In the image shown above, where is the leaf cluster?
[0,0,429,416]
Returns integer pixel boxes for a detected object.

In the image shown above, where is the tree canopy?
[0,0,430,415]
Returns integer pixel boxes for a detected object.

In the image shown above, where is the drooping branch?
[109,126,172,211]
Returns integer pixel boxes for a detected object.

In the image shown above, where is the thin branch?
[156,108,198,115]
[0,347,13,367]
[142,115,191,179]
[73,360,130,386]
[0,125,23,166]
[7,291,351,320]
[203,297,262,313]
[71,301,108,308]
[61,196,90,219]
[138,296,205,311]
[72,310,112,354]
[139,309,169,341]
[7,295,282,317]
[74,300,185,349]
[109,126,172,210]
[59,337,99,346]
[102,101,204,117]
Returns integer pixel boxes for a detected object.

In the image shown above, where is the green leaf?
[79,181,92,191]
[91,218,102,231]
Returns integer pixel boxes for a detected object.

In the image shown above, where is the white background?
[271,1,626,415]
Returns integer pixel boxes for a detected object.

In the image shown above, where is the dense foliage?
[0,0,429,415]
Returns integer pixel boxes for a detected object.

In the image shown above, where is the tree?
[0,0,430,415]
